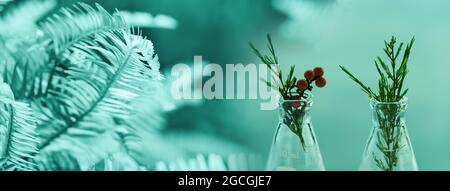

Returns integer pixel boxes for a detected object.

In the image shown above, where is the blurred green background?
[63,0,450,170]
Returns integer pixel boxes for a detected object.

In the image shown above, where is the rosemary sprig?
[340,36,415,171]
[340,36,415,102]
[250,34,295,100]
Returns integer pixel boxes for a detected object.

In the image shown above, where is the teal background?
[68,0,450,170]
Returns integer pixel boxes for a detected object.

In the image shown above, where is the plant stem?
[373,105,403,171]
[282,103,307,151]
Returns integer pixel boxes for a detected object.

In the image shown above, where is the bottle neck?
[278,100,312,120]
[370,99,407,129]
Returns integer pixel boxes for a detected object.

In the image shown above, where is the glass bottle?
[266,93,325,171]
[360,98,418,171]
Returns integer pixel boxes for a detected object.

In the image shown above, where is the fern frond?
[40,2,128,56]
[36,28,162,170]
[126,90,166,133]
[0,81,39,171]
[35,150,81,171]
[2,3,128,102]
[0,0,56,101]
[1,38,53,100]
[10,2,130,105]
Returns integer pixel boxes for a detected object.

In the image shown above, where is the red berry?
[315,77,327,88]
[296,79,308,91]
[291,95,301,108]
[304,70,315,81]
[313,67,324,77]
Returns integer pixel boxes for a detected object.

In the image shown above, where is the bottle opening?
[370,97,408,111]
[279,92,313,107]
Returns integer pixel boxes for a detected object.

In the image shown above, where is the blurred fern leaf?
[40,2,128,56]
[35,150,81,171]
[0,2,169,171]
[155,153,264,171]
[0,81,39,171]
[36,29,161,170]
[0,0,57,38]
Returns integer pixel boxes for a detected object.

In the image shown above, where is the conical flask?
[360,98,418,171]
[266,93,325,171]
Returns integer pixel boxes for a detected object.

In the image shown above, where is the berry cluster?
[249,35,327,109]
[291,67,327,108]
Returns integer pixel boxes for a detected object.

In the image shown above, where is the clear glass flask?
[266,93,325,171]
[360,98,418,171]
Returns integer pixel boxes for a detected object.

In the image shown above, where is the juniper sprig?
[249,34,327,101]
[340,36,415,102]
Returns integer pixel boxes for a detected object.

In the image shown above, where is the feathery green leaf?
[0,82,39,171]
